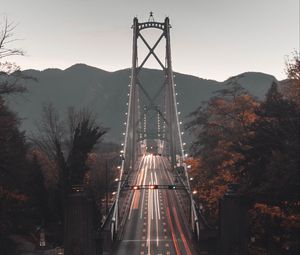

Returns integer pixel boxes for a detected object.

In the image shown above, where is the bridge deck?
[113,155,199,255]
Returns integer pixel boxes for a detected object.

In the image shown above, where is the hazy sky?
[1,0,299,81]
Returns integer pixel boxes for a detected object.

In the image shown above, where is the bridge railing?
[100,200,116,230]
[173,160,214,240]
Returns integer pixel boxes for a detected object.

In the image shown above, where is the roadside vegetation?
[0,19,120,254]
[186,50,300,253]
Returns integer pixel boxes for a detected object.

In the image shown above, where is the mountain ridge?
[8,64,276,143]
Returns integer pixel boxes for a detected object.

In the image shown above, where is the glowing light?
[115,178,119,182]
[192,190,198,195]
[187,165,191,169]
[189,177,194,181]
[112,191,116,195]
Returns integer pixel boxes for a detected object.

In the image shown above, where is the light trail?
[166,205,181,255]
[154,171,161,220]
[146,179,152,255]
[173,207,192,255]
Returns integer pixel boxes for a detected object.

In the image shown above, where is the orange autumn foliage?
[0,186,28,202]
[253,203,300,229]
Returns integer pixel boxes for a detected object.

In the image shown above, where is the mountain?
[7,64,276,143]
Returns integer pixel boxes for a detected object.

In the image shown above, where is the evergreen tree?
[240,82,299,202]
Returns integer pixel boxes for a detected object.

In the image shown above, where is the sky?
[1,0,299,81]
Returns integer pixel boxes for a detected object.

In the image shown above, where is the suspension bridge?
[65,13,217,255]
[105,13,207,255]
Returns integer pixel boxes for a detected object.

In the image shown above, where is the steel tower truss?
[124,14,184,171]
[110,14,201,242]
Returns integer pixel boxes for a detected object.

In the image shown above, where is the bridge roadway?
[113,154,199,255]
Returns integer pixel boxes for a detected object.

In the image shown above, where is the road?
[113,154,199,255]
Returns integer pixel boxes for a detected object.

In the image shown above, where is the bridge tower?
[110,13,201,242]
[124,12,184,171]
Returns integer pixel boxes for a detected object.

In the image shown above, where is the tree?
[31,104,107,236]
[187,82,258,174]
[239,82,299,202]
[0,19,29,251]
[186,81,259,224]
[285,50,300,81]
[26,154,49,225]
[281,50,300,106]
[0,18,30,95]
[66,108,107,185]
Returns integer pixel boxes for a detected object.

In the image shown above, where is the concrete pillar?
[218,184,247,255]
[64,193,97,255]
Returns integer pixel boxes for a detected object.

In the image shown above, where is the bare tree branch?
[0,18,33,96]
[0,18,24,59]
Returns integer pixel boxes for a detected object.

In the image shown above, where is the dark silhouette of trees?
[26,155,49,225]
[31,104,107,241]
[0,19,30,254]
[66,108,107,185]
[239,82,299,202]
[187,53,300,252]
[33,105,107,190]
[0,98,28,254]
[186,81,258,224]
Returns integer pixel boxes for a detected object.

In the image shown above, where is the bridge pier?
[100,229,113,254]
[64,192,99,255]
[218,184,247,255]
